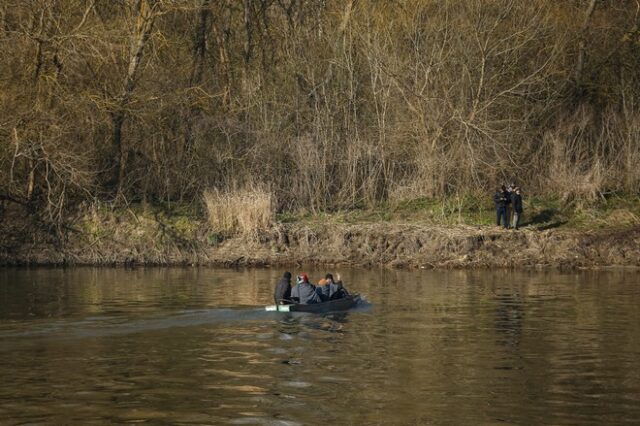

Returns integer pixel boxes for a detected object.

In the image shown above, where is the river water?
[0,267,639,425]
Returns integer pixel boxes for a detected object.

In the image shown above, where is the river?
[0,267,639,425]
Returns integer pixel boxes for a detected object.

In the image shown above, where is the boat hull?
[265,295,359,313]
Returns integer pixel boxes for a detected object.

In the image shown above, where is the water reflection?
[0,267,639,425]
[494,287,524,349]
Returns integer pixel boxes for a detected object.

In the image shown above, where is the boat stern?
[265,304,291,312]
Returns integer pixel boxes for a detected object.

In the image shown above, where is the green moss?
[207,233,224,246]
[171,216,197,237]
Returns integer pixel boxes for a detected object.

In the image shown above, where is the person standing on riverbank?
[494,186,509,229]
[506,183,515,225]
[511,187,523,230]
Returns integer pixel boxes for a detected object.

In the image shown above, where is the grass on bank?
[277,193,640,231]
[75,191,640,248]
[77,199,204,247]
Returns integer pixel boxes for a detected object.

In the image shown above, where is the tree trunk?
[243,0,253,65]
[211,17,231,107]
[27,159,35,201]
[109,0,159,192]
[191,0,210,84]
[575,0,597,85]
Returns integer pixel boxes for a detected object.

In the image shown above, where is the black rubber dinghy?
[266,294,360,313]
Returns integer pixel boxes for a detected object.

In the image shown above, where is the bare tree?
[575,0,598,85]
[110,0,162,192]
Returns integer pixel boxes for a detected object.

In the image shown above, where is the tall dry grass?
[203,188,274,235]
[541,106,640,203]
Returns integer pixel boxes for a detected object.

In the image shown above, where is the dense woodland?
[1,0,640,223]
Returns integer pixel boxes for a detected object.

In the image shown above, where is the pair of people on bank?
[274,272,349,305]
[494,184,523,230]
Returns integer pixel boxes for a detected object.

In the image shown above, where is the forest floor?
[1,195,640,269]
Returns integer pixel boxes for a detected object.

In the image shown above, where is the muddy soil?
[1,202,639,269]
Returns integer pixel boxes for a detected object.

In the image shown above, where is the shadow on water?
[271,298,374,344]
[494,293,524,349]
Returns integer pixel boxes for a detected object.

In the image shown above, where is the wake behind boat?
[266,294,360,313]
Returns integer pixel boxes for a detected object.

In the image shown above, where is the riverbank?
[1,200,639,269]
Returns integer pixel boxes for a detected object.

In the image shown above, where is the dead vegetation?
[2,200,639,270]
[0,0,639,232]
[203,187,274,236]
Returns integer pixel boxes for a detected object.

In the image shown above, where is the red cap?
[301,273,309,282]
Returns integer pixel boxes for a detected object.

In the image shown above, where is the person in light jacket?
[293,273,322,304]
[511,187,523,230]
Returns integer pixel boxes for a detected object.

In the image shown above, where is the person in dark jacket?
[510,187,523,230]
[292,273,322,304]
[315,278,330,301]
[326,273,349,300]
[274,272,292,304]
[493,186,509,229]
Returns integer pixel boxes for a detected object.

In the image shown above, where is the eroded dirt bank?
[1,207,639,269]
[183,223,640,269]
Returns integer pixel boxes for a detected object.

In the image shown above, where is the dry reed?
[203,188,274,235]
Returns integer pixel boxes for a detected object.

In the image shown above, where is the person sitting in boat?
[292,273,322,304]
[326,273,349,300]
[274,271,293,304]
[315,278,330,301]
[290,278,299,303]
